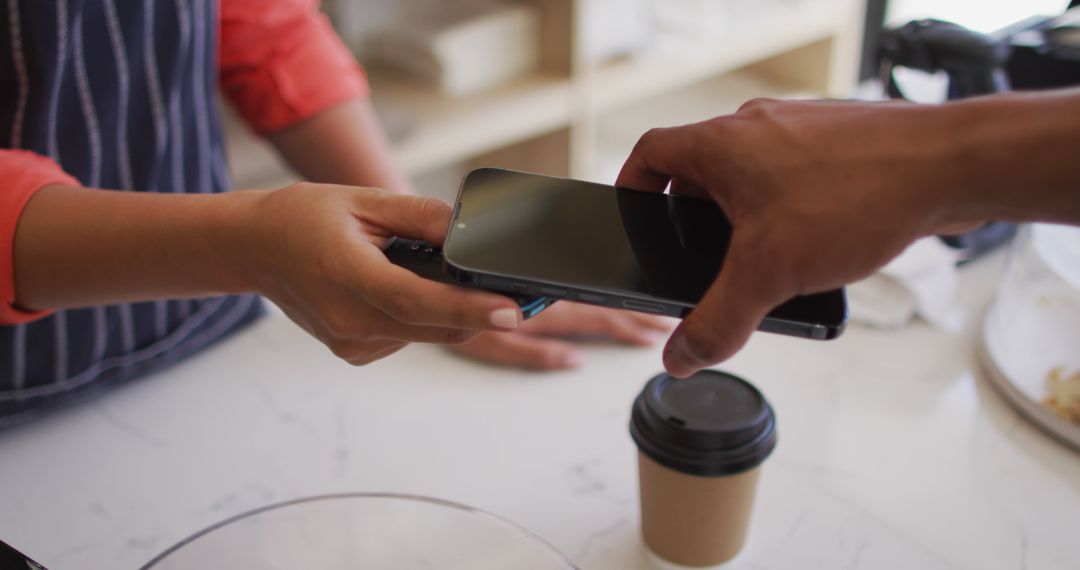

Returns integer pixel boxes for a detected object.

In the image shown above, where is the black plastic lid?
[629,370,777,477]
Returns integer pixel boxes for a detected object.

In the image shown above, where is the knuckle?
[737,97,775,113]
[381,290,418,322]
[601,315,628,334]
[416,196,450,223]
[635,127,666,151]
[347,186,380,207]
[439,328,474,345]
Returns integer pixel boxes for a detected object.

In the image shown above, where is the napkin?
[847,237,963,332]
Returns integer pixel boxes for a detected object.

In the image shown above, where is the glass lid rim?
[139,492,577,570]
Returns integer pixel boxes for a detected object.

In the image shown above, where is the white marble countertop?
[1,252,1078,570]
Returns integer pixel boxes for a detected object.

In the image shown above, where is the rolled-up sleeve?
[219,0,370,135]
[0,151,80,324]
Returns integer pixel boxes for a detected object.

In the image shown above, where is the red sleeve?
[0,150,80,325]
[219,0,370,135]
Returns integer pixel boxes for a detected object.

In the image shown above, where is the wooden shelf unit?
[225,0,866,190]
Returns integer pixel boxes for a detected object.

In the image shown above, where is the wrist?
[206,189,269,296]
[929,90,1080,227]
[866,102,978,237]
[931,95,1018,226]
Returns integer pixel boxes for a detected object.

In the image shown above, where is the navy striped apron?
[0,0,263,427]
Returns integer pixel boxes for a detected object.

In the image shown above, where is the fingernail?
[646,330,668,343]
[489,307,520,330]
[561,351,584,368]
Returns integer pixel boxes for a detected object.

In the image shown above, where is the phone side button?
[577,293,605,304]
[509,282,529,293]
[621,300,666,313]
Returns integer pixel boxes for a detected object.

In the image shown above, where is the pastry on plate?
[1044,367,1080,424]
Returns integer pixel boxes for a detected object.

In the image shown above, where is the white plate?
[979,224,1080,451]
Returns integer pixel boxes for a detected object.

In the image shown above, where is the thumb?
[663,248,787,377]
[358,191,455,246]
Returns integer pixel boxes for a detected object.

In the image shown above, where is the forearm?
[937,89,1080,226]
[13,185,258,310]
[266,99,414,194]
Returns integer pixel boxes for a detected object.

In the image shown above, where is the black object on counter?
[878,18,1023,264]
[878,7,1080,264]
[1004,7,1080,90]
[879,18,1012,99]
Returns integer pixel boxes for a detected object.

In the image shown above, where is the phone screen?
[444,168,846,331]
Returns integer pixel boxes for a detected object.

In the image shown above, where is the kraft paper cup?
[630,370,777,568]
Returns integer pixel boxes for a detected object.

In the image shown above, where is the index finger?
[615,126,706,193]
[357,191,455,246]
[362,254,523,332]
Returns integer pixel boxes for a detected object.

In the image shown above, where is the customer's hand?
[239,183,522,365]
[448,302,673,369]
[617,98,980,377]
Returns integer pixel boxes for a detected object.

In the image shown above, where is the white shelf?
[585,1,843,115]
[223,70,574,187]
[369,69,574,175]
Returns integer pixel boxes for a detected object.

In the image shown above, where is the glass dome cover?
[141,493,577,570]
[981,223,1080,450]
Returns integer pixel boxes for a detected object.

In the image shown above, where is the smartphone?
[442,168,847,340]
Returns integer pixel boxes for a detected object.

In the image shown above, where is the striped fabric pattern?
[0,0,263,427]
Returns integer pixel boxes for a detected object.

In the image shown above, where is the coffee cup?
[629,370,777,568]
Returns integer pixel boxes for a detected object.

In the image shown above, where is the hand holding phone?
[441,168,847,343]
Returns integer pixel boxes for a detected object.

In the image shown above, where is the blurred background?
[223,0,1074,201]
